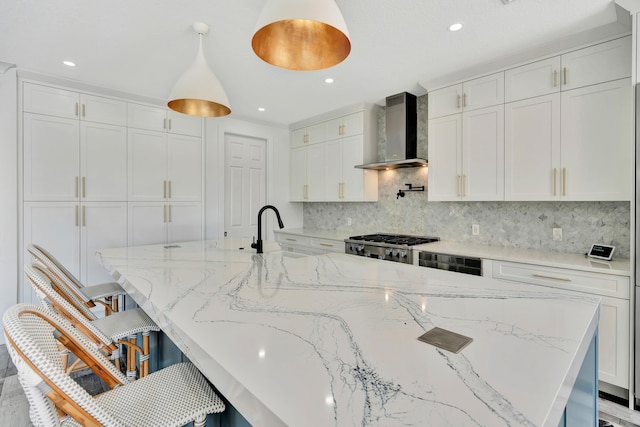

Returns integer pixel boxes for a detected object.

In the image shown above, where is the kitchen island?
[97,238,600,427]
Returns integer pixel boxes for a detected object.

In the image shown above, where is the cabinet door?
[598,295,630,388]
[79,202,127,285]
[341,135,366,201]
[128,128,167,201]
[504,94,561,201]
[427,114,462,201]
[561,36,631,91]
[128,202,167,246]
[462,72,504,111]
[24,202,80,303]
[324,139,342,200]
[167,134,202,202]
[306,143,326,201]
[462,105,504,201]
[307,122,326,145]
[23,113,80,201]
[167,110,202,137]
[341,111,364,138]
[127,103,165,132]
[167,203,203,243]
[290,148,307,201]
[324,117,343,141]
[505,57,561,102]
[291,128,307,148]
[560,78,631,201]
[80,122,128,201]
[428,84,462,119]
[23,83,79,119]
[79,94,127,126]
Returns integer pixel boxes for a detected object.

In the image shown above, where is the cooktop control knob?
[400,250,407,258]
[385,248,392,256]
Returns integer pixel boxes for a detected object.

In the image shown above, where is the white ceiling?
[0,0,629,126]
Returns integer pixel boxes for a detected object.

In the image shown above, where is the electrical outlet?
[347,217,352,226]
[472,224,479,235]
[553,227,562,241]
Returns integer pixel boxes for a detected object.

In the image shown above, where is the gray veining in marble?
[305,94,631,259]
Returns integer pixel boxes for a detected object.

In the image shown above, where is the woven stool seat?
[28,244,126,315]
[25,263,160,378]
[3,303,225,427]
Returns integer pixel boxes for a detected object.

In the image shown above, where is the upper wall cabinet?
[505,36,631,102]
[428,72,504,119]
[127,103,202,137]
[290,107,378,202]
[23,83,127,126]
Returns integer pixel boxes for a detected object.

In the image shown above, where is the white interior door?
[224,134,266,238]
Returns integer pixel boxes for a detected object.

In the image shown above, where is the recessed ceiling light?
[63,60,76,67]
[258,107,265,112]
[324,78,334,84]
[448,23,463,32]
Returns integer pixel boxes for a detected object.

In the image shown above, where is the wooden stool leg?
[104,296,112,316]
[112,295,119,313]
[141,331,150,377]
[194,414,207,427]
[127,335,137,380]
[57,343,69,369]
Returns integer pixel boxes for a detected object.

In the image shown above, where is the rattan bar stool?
[28,244,126,315]
[3,303,225,427]
[25,263,160,379]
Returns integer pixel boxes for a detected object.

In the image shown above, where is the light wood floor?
[0,344,638,426]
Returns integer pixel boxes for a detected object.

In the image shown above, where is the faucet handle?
[250,236,257,249]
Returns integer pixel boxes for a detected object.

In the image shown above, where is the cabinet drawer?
[492,261,629,299]
[309,237,343,253]
[274,234,311,247]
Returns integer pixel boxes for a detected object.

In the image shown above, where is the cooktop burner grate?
[347,233,439,246]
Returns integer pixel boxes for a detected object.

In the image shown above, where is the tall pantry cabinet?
[21,82,204,303]
[22,83,128,302]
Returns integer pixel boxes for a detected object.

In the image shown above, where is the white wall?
[204,117,303,240]
[0,68,17,344]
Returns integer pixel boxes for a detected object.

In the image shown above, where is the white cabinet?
[128,202,202,246]
[504,93,561,200]
[504,36,631,102]
[290,107,378,202]
[559,78,631,201]
[23,82,127,126]
[128,129,202,202]
[23,201,127,303]
[291,122,325,148]
[491,260,630,389]
[290,144,326,201]
[428,105,504,201]
[127,102,202,137]
[428,72,504,119]
[274,231,344,255]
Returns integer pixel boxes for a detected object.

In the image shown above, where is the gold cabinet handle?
[163,180,167,198]
[457,175,461,197]
[75,102,79,117]
[168,204,172,222]
[168,118,171,131]
[82,206,86,226]
[563,67,567,85]
[562,168,567,196]
[168,180,172,198]
[82,104,86,118]
[285,238,297,242]
[82,177,86,198]
[75,205,79,226]
[457,95,461,109]
[163,118,167,130]
[533,273,571,282]
[463,93,467,107]
[553,168,557,196]
[319,243,334,247]
[75,176,79,197]
[163,205,167,223]
[553,70,558,87]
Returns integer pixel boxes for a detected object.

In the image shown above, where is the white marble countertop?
[97,238,599,427]
[413,241,630,276]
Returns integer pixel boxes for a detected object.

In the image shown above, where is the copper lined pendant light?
[168,22,231,117]
[252,0,351,71]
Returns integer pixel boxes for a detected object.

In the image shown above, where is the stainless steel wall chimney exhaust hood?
[355,92,427,170]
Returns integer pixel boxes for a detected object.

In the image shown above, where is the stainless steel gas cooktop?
[344,233,439,264]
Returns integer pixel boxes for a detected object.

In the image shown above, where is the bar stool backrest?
[27,244,91,304]
[24,264,112,350]
[3,303,127,426]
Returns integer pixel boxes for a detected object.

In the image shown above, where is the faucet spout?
[250,205,285,254]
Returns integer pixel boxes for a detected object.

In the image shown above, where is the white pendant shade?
[168,23,231,117]
[252,0,351,71]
